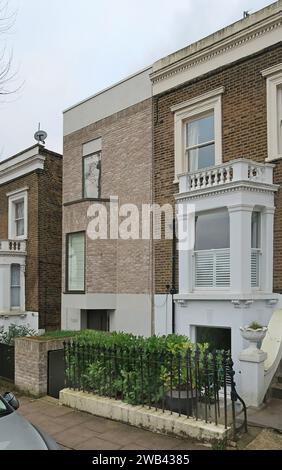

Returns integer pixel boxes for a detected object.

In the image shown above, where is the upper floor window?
[7,189,28,240]
[262,64,282,161]
[186,113,215,171]
[83,138,102,198]
[11,264,21,308]
[66,232,85,293]
[171,87,223,180]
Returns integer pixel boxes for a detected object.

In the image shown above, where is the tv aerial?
[34,123,47,146]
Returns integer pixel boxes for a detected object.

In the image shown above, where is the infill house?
[62,68,153,335]
[0,144,62,331]
[151,1,282,368]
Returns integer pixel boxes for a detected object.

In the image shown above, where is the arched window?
[11,264,21,308]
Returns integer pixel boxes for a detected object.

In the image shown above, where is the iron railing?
[64,342,247,437]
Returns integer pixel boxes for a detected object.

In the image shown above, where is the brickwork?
[14,337,66,396]
[153,44,282,293]
[0,147,62,329]
[63,99,153,295]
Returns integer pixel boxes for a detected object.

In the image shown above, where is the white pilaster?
[261,207,275,293]
[229,205,253,294]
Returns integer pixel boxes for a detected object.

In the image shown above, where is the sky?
[0,0,274,160]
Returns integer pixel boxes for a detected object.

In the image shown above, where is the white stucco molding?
[0,146,45,186]
[261,62,282,162]
[170,87,225,113]
[151,4,282,95]
[6,187,29,198]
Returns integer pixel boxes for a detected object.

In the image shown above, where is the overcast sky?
[0,0,273,159]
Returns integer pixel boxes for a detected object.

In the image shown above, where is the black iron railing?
[63,342,247,437]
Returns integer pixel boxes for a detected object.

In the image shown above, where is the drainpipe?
[170,217,177,334]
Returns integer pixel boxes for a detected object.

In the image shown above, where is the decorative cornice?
[0,154,45,187]
[151,10,282,95]
[175,180,279,202]
[261,61,282,76]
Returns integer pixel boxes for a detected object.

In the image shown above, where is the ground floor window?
[196,326,231,351]
[10,264,21,308]
[82,309,109,331]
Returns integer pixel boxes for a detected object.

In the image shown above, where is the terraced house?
[152,1,282,370]
[0,144,62,331]
[62,68,153,335]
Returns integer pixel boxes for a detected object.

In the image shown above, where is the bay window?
[67,232,85,292]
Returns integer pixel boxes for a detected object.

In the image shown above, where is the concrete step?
[271,383,282,400]
[277,373,282,384]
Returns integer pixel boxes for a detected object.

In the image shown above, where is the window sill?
[265,155,282,163]
[64,198,111,207]
[174,292,278,301]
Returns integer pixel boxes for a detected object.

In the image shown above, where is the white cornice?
[151,9,282,95]
[0,153,45,186]
[261,61,282,76]
[175,180,279,202]
[170,87,225,113]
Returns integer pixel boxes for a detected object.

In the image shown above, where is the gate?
[0,343,15,382]
[47,349,65,398]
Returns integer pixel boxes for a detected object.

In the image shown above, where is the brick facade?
[63,99,152,296]
[153,44,282,294]
[0,146,62,329]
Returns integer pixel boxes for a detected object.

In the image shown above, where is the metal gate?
[47,349,65,398]
[0,343,15,382]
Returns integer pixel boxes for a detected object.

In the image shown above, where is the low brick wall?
[15,337,67,396]
[60,389,230,442]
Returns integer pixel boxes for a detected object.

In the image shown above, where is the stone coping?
[60,389,230,443]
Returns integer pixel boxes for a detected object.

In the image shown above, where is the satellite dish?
[34,124,47,145]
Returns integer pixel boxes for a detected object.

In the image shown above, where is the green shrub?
[65,331,228,407]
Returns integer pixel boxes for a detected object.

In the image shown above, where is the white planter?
[240,326,267,351]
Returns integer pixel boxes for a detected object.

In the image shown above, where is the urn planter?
[240,325,267,352]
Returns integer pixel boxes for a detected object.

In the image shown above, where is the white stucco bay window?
[262,63,282,162]
[7,188,28,240]
[176,158,278,300]
[172,87,224,181]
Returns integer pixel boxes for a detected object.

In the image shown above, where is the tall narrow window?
[251,211,261,249]
[263,66,282,161]
[67,232,85,292]
[186,113,215,171]
[15,200,24,237]
[11,264,21,308]
[83,152,101,198]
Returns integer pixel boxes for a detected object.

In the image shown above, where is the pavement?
[15,395,208,450]
[245,399,282,432]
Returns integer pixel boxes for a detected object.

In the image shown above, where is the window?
[83,152,101,198]
[7,190,28,239]
[251,211,261,249]
[11,264,20,308]
[67,232,85,292]
[195,209,230,251]
[194,210,230,289]
[83,138,102,198]
[186,113,215,171]
[172,87,224,180]
[262,65,282,161]
[15,201,24,237]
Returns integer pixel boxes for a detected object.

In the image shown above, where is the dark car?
[0,392,60,450]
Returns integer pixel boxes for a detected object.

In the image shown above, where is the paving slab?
[246,399,282,431]
[14,396,208,450]
[246,429,282,450]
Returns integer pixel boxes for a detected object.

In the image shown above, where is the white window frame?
[262,63,282,162]
[171,87,224,182]
[7,189,28,240]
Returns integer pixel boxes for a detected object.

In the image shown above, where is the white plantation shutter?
[194,249,230,288]
[68,233,85,291]
[251,249,260,287]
